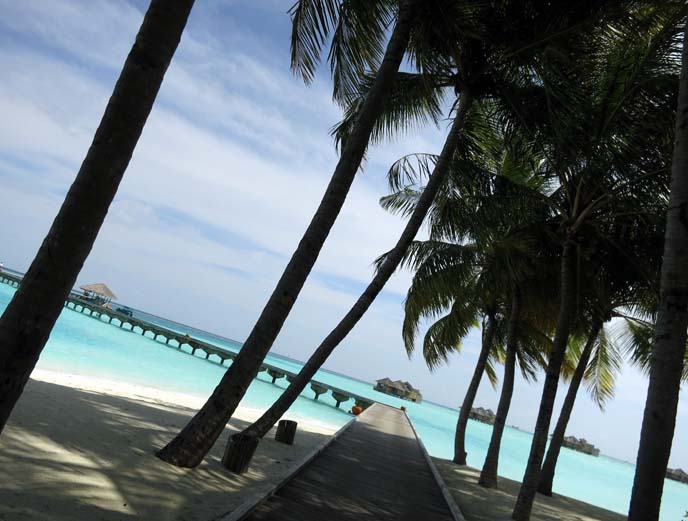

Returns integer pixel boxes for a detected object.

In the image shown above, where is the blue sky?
[0,0,685,467]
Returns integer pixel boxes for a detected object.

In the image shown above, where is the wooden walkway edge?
[404,409,466,521]
[238,403,460,521]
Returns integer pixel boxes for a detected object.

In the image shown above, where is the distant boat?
[115,306,133,317]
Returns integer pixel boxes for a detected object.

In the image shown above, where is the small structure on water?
[666,467,688,484]
[374,378,422,403]
[562,435,600,456]
[80,283,117,306]
[469,407,496,425]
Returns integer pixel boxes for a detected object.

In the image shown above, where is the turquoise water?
[0,283,685,519]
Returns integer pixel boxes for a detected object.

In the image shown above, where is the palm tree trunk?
[479,290,521,488]
[0,0,194,433]
[538,320,602,496]
[628,22,688,521]
[156,0,420,468]
[241,92,474,440]
[513,241,577,520]
[454,313,495,465]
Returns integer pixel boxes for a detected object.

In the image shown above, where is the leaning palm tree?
[513,8,681,517]
[629,100,688,516]
[478,285,553,488]
[628,12,688,518]
[156,0,423,467]
[0,0,195,433]
[536,322,613,493]
[538,226,664,496]
[237,76,554,447]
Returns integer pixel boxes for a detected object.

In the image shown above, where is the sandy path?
[0,371,339,521]
[433,459,626,521]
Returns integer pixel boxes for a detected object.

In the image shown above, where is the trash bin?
[275,420,297,445]
[222,433,259,474]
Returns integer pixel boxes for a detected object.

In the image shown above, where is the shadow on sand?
[433,459,627,521]
[0,379,331,521]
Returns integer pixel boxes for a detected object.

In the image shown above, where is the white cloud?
[0,0,142,68]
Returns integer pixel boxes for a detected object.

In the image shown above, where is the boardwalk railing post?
[332,391,351,409]
[311,383,328,400]
[222,433,259,474]
[268,369,285,384]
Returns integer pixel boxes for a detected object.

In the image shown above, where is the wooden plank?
[404,409,466,521]
[245,403,456,521]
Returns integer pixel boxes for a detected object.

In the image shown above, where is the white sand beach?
[0,370,338,521]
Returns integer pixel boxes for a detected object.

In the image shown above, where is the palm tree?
[536,321,604,494]
[0,0,194,433]
[453,310,499,465]
[479,286,555,488]
[479,291,522,488]
[513,8,681,516]
[538,228,664,496]
[156,0,422,467]
[629,35,688,503]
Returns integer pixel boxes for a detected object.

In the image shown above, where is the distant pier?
[0,269,374,413]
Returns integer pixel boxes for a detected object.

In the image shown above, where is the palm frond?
[333,73,448,149]
[584,324,622,408]
[289,0,341,84]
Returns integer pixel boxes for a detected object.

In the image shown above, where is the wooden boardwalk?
[246,403,459,521]
[0,268,374,412]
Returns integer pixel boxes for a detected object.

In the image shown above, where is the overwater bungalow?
[562,435,600,456]
[469,407,496,425]
[374,378,422,403]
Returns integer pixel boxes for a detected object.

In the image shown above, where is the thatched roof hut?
[80,283,117,301]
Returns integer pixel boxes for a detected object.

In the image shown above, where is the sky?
[0,0,685,467]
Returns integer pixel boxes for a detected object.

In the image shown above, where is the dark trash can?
[275,420,297,445]
[222,433,259,474]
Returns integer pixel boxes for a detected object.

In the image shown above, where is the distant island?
[374,378,422,403]
[562,436,600,457]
